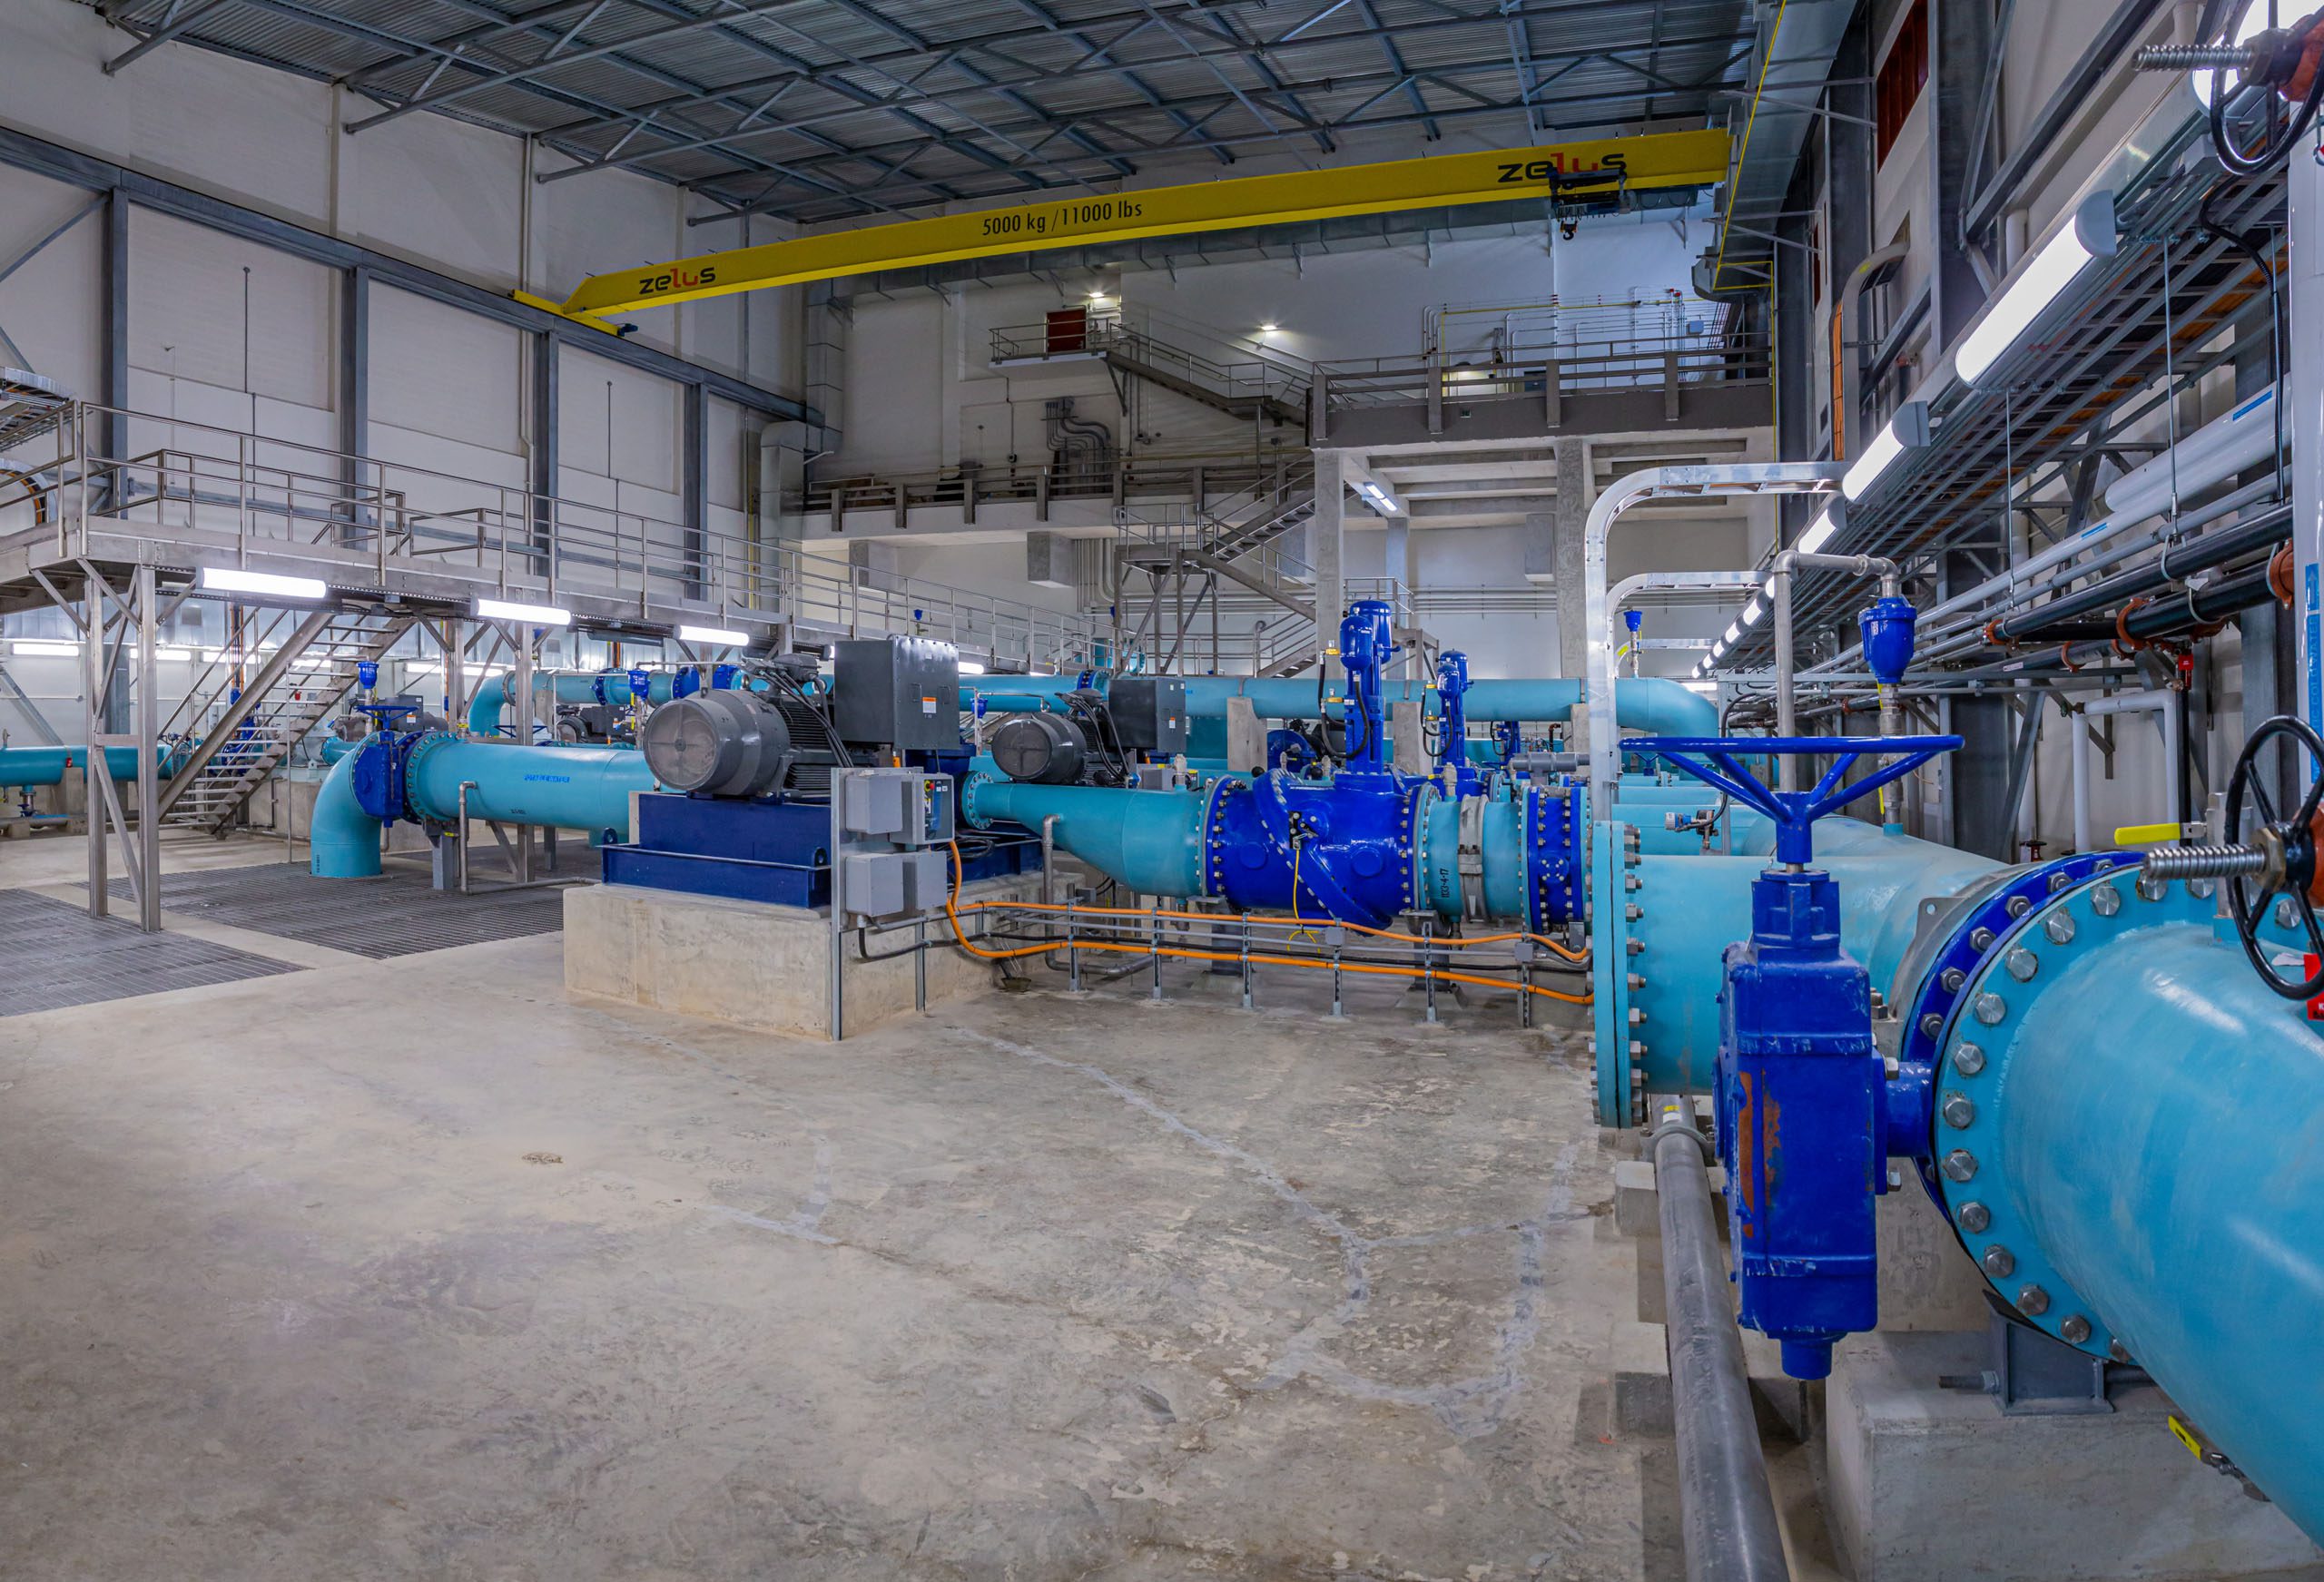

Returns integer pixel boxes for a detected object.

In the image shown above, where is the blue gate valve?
[1624,732,1959,1381]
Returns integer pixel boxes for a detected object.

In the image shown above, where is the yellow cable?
[1710,0,1789,298]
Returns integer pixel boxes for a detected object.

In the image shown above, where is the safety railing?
[788,447,1306,523]
[0,400,1105,672]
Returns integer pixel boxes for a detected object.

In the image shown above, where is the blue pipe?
[0,745,148,786]
[467,670,684,735]
[310,734,659,879]
[1619,824,2004,1094]
[961,777,1206,897]
[961,673,1715,733]
[1977,919,2324,1538]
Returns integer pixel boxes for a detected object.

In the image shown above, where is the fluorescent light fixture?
[474,596,572,626]
[1450,367,1487,382]
[957,660,987,676]
[200,565,326,601]
[156,647,192,663]
[1723,620,1744,645]
[1955,193,2116,386]
[1842,401,1931,502]
[1355,479,1401,516]
[405,659,444,674]
[1087,291,1109,304]
[11,640,77,657]
[1683,681,1718,697]
[1259,322,1279,334]
[1797,504,1841,555]
[1742,595,1767,627]
[678,624,750,646]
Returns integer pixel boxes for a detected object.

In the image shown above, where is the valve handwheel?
[1624,733,1961,866]
[2225,715,2324,1000]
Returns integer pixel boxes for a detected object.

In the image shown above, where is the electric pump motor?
[990,712,1088,785]
[639,689,794,799]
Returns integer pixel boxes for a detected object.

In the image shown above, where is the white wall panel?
[0,163,102,401]
[564,344,681,495]
[340,108,526,287]
[130,209,335,410]
[369,285,527,457]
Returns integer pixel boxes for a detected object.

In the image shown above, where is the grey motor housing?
[990,712,1088,785]
[639,690,795,798]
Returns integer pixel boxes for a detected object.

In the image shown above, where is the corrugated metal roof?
[76,0,1758,225]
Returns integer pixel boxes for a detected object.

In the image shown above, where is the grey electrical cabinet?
[832,637,962,752]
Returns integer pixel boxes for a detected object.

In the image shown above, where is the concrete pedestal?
[1826,1331,2324,1582]
[563,875,1039,1040]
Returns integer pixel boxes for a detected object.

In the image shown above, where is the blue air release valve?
[357,660,379,694]
[1627,732,1959,1381]
[627,667,653,706]
[1860,596,1919,686]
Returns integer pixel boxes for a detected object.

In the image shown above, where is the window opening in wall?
[1876,0,1929,165]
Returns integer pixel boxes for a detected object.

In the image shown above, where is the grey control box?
[841,768,955,846]
[832,636,962,752]
[1107,676,1187,754]
[841,849,950,920]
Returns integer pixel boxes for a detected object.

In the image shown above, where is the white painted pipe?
[2103,384,2282,524]
[2080,690,2182,840]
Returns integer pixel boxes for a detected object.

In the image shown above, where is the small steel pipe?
[1650,1095,1791,1582]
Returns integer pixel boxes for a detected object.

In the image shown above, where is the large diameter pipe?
[310,735,659,879]
[960,777,1208,899]
[1997,921,2324,1539]
[2102,383,2281,524]
[1625,825,2004,1094]
[1651,1096,1792,1582]
[0,745,147,785]
[963,674,1717,733]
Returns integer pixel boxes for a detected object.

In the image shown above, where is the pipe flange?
[1932,868,2211,1359]
[397,730,458,823]
[1590,819,1640,1127]
[1198,773,1246,901]
[1900,852,2124,1076]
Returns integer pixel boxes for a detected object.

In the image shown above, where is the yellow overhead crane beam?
[536,128,1730,325]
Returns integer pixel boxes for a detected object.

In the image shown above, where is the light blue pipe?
[0,745,148,786]
[1990,919,2324,1538]
[963,673,1715,732]
[310,735,659,879]
[467,670,683,735]
[960,777,1207,897]
[1623,823,2004,1094]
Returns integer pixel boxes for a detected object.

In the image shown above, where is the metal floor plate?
[0,887,303,1016]
[97,857,591,960]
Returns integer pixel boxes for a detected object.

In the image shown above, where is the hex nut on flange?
[1958,1201,1992,1233]
[1953,1043,1987,1076]
[2060,1315,2093,1344]
[1942,1093,1976,1129]
[2018,1284,2051,1316]
[1983,1245,2016,1278]
[1942,1149,1978,1182]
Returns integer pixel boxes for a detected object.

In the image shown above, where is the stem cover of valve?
[1861,595,1918,686]
[1615,824,2004,1096]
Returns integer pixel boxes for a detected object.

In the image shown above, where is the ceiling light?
[201,566,326,601]
[10,640,77,657]
[1955,193,2116,386]
[155,647,192,663]
[1723,620,1744,645]
[1355,479,1401,516]
[1742,595,1767,627]
[957,659,987,676]
[474,596,572,626]
[1797,504,1841,555]
[679,624,750,646]
[1842,401,1931,502]
[1259,322,1278,334]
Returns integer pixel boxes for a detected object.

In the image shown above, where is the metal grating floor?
[95,857,593,960]
[0,887,303,1016]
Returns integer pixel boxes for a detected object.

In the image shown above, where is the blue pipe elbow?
[310,746,384,878]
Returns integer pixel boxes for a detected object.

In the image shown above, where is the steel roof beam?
[671,33,1746,216]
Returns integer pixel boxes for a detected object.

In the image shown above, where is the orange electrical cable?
[942,844,1593,1006]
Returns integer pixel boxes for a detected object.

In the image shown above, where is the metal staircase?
[992,308,1314,430]
[158,606,420,834]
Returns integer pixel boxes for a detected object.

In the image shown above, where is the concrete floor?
[0,832,1721,1581]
